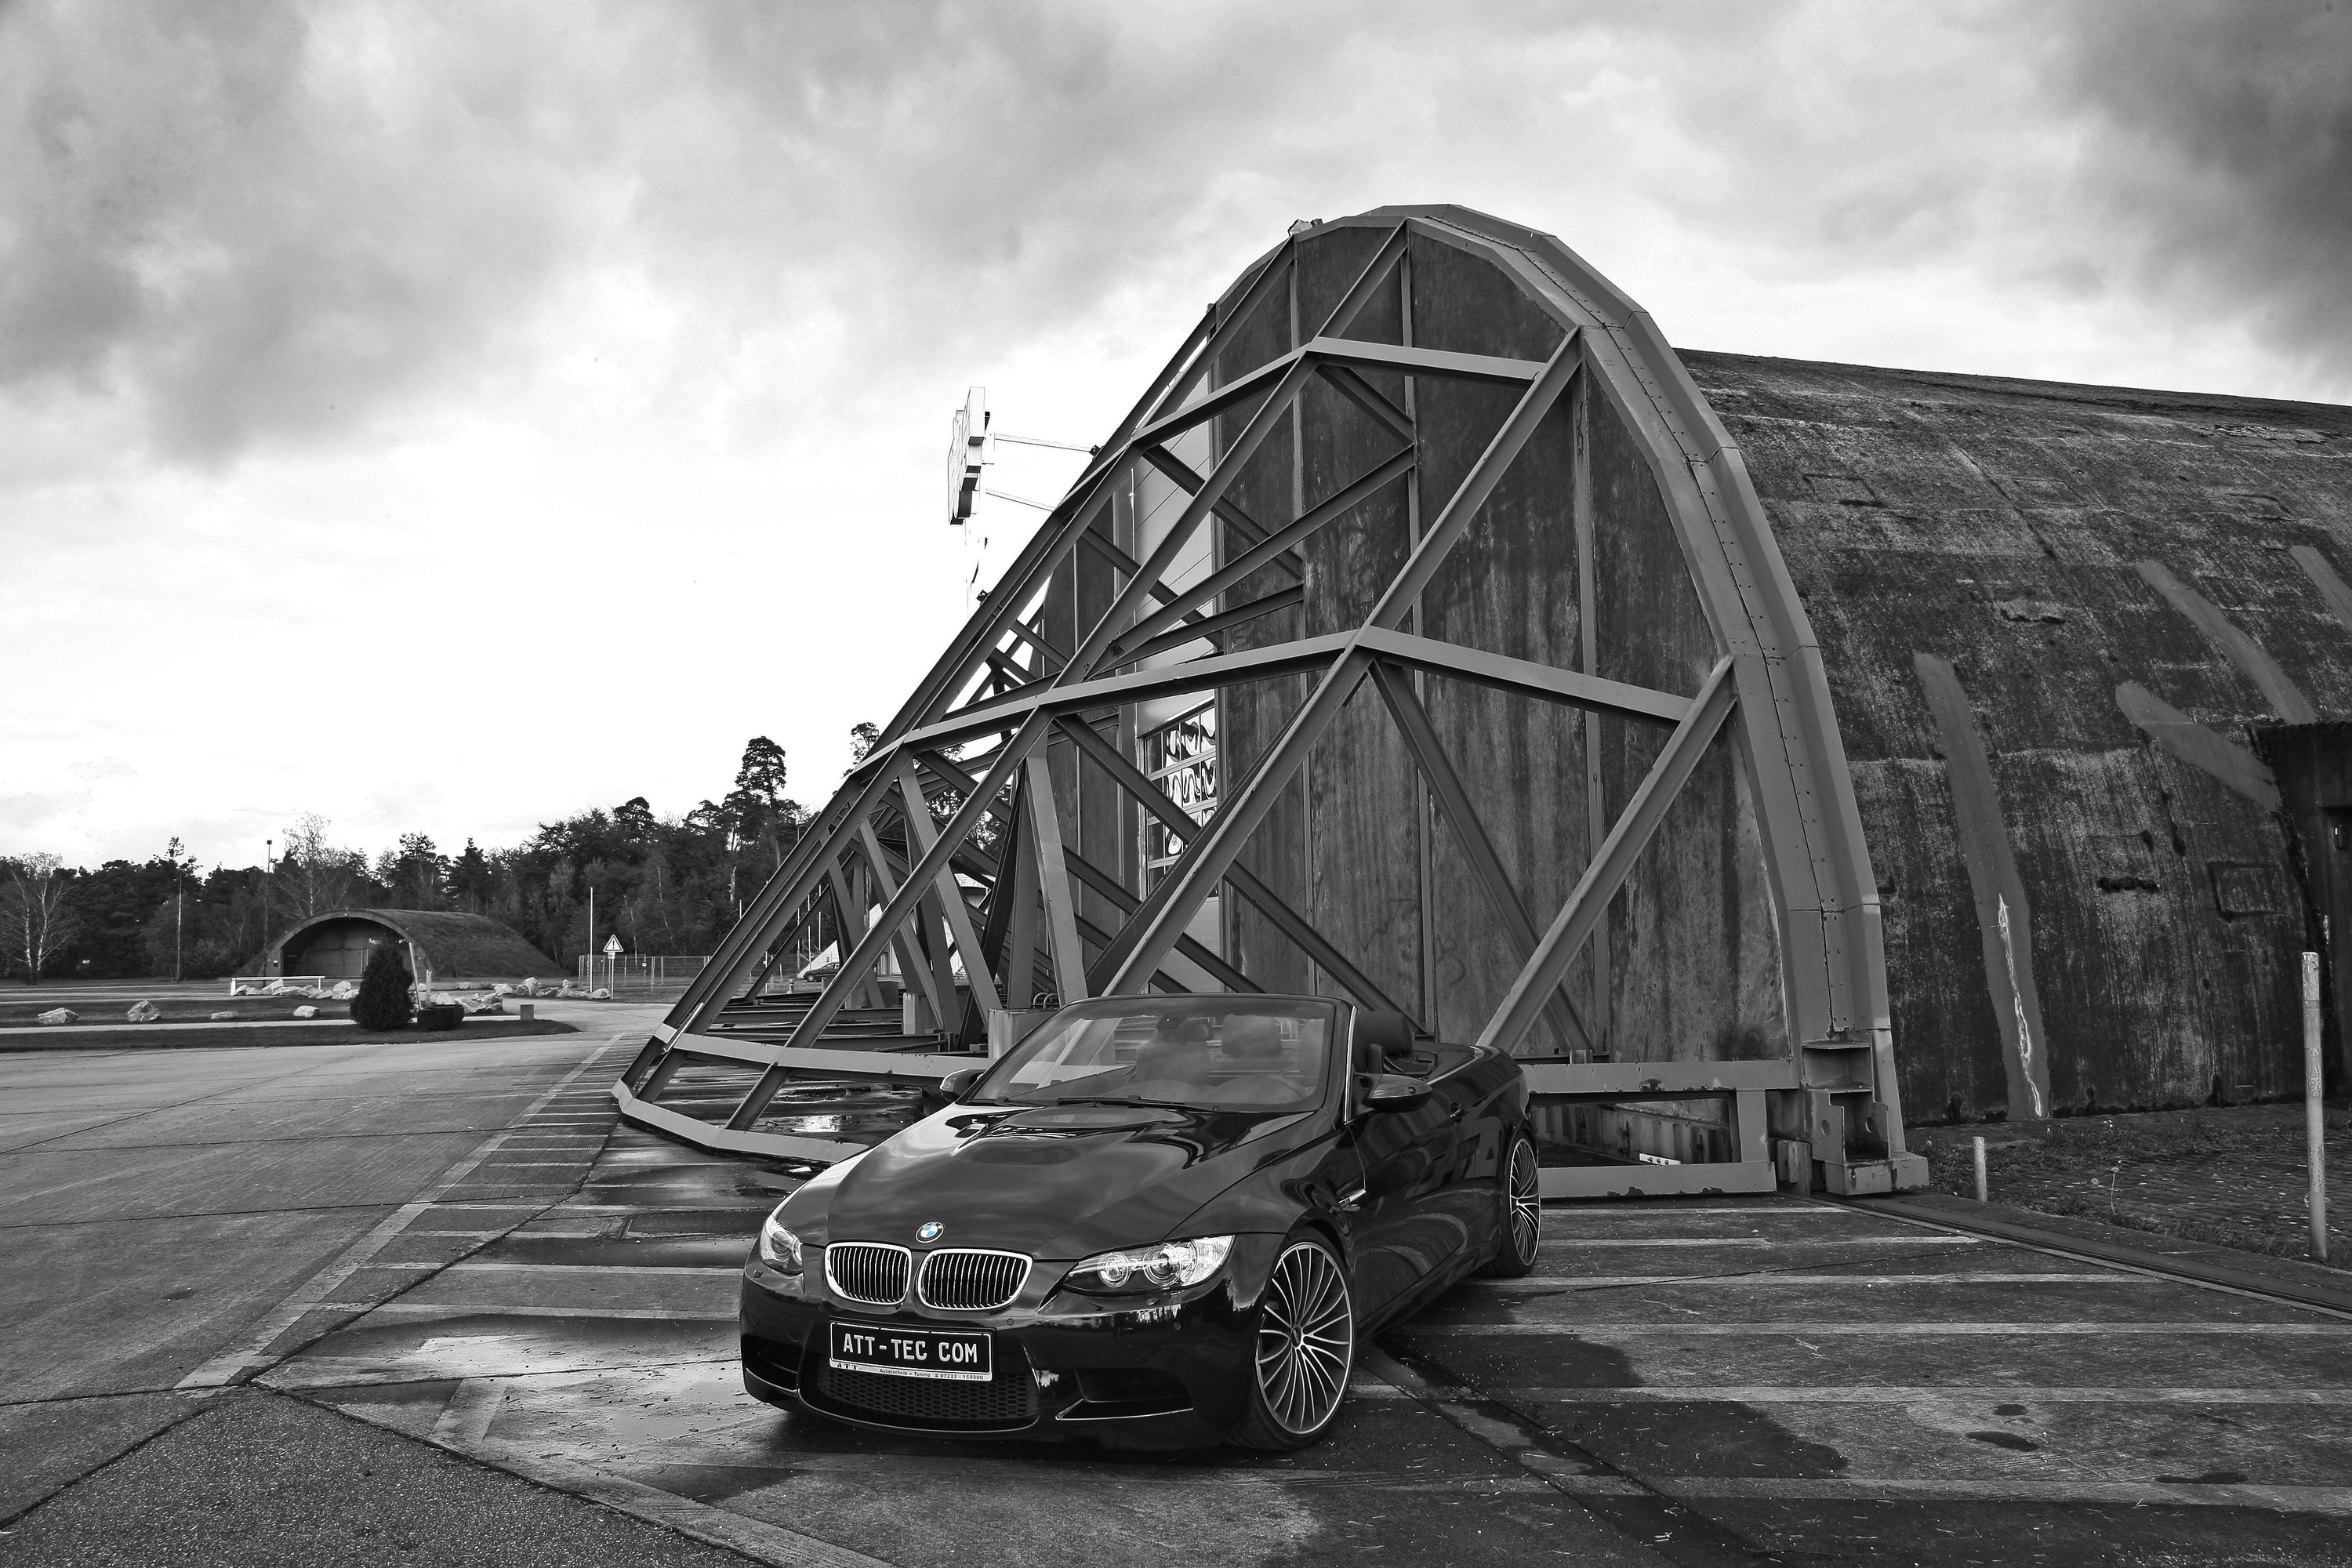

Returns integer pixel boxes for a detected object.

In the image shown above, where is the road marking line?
[1540,1207,1856,1217]
[175,1041,630,1388]
[397,1229,514,1239]
[1563,1475,2352,1513]
[1483,1272,2136,1288]
[1403,1321,2352,1336]
[1499,1386,2352,1403]
[311,1303,737,1321]
[445,1263,742,1276]
[1539,1236,1979,1247]
[532,1203,770,1216]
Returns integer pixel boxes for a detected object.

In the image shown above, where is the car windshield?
[971,999,1336,1112]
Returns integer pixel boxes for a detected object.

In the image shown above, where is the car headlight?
[1065,1236,1232,1294]
[757,1208,804,1274]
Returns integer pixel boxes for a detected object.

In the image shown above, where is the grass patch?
[0,1018,579,1053]
[1907,1104,2352,1264]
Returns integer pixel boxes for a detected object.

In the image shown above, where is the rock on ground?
[125,1001,162,1023]
[35,1008,77,1025]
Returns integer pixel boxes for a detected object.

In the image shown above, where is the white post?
[2306,951,2329,1265]
[1973,1135,1988,1204]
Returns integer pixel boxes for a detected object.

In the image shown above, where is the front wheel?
[1479,1135,1541,1277]
[1227,1235,1355,1450]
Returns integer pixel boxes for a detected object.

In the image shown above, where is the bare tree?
[274,814,361,921]
[1,854,80,983]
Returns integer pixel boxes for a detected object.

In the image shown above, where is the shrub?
[351,946,414,1031]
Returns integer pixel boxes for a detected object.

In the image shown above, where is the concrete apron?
[256,1098,2352,1568]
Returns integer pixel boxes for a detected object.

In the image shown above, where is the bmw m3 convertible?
[739,995,1539,1450]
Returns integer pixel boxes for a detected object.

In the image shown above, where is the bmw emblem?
[916,1221,945,1243]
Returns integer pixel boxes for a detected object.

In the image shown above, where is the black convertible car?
[739,994,1539,1450]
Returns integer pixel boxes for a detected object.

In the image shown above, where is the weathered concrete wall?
[1687,350,2352,1119]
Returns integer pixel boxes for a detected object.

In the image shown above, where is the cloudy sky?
[5,0,2348,871]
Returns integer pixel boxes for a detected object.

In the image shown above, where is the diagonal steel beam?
[1066,355,1321,680]
[1306,336,1548,389]
[1021,750,1089,1004]
[1137,444,1305,582]
[726,715,1050,1128]
[1475,658,1739,1058]
[1367,332,1581,631]
[1104,447,1416,666]
[1107,585,1304,670]
[670,754,906,1035]
[821,859,885,1011]
[1059,845,1261,995]
[1319,362,1414,445]
[1095,648,1375,995]
[917,632,1357,746]
[1315,221,1409,341]
[1369,661,1592,1053]
[1104,331,1584,997]
[996,613,1069,673]
[894,757,1001,1015]
[1355,628,1689,726]
[1051,714,1411,1019]
[855,821,947,1029]
[919,618,1691,753]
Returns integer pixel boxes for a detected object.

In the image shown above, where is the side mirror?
[937,1066,984,1102]
[1364,1073,1432,1114]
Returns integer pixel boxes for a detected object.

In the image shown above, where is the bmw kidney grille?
[916,1248,1032,1311]
[824,1242,911,1305]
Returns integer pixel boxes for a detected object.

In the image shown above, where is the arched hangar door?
[630,205,1926,1197]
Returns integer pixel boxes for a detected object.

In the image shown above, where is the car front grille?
[815,1353,1040,1428]
[916,1248,1032,1311]
[824,1242,910,1305]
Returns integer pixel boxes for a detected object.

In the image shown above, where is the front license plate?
[828,1322,993,1383]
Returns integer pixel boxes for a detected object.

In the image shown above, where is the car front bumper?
[738,1235,1285,1449]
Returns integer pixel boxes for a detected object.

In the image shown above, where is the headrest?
[1154,1014,1213,1044]
[1221,1013,1283,1059]
[1356,1010,1415,1062]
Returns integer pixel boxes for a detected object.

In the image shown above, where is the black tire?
[1226,1233,1355,1450]
[1478,1134,1541,1277]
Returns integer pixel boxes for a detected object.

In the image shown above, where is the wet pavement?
[9,1020,2352,1566]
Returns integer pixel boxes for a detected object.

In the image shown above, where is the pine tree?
[351,943,413,1031]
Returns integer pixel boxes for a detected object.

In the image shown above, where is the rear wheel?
[1479,1135,1541,1277]
[1227,1235,1354,1450]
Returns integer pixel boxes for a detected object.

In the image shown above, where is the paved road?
[0,1003,664,1530]
[9,1022,2352,1567]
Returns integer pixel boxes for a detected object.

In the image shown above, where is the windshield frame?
[961,996,1346,1116]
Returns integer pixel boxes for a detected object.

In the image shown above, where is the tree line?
[1,735,840,982]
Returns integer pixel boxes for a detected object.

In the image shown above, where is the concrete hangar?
[620,205,2351,1198]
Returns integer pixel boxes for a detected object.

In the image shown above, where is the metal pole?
[2307,950,2329,1265]
[1973,1135,1988,1204]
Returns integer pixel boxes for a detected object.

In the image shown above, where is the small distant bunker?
[267,909,565,983]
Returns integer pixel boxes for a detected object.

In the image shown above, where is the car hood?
[795,1101,1320,1259]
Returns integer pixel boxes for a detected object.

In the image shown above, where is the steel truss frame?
[616,205,1926,1197]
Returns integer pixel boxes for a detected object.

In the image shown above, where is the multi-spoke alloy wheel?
[1236,1238,1353,1446]
[1481,1135,1541,1276]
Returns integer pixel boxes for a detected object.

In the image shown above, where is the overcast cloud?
[5,0,2348,868]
